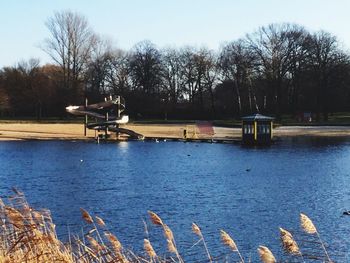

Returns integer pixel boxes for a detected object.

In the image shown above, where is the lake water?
[1,138,350,262]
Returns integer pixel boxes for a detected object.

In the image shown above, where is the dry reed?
[146,212,184,263]
[300,213,317,234]
[220,230,237,251]
[104,232,122,253]
[147,210,164,226]
[220,230,244,262]
[191,223,201,237]
[86,235,104,252]
[167,238,177,253]
[0,190,336,263]
[163,224,174,242]
[144,238,157,259]
[0,192,74,263]
[257,245,276,263]
[95,216,106,227]
[279,227,300,255]
[300,213,332,262]
[191,222,212,262]
[80,208,94,224]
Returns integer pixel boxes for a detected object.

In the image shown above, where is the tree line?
[1,11,349,121]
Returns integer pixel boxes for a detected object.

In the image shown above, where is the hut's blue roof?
[242,113,274,121]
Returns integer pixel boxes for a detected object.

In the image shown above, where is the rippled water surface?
[1,138,350,261]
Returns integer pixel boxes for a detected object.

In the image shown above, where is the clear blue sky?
[1,0,350,67]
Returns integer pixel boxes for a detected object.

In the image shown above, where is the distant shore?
[0,122,349,141]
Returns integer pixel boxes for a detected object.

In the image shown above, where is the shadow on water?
[282,136,350,147]
[0,137,350,261]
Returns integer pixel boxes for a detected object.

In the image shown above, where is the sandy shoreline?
[0,122,349,141]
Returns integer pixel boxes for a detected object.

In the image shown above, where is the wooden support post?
[94,117,97,139]
[116,96,120,140]
[117,96,121,119]
[270,121,273,139]
[254,121,257,141]
[105,112,109,139]
[84,97,88,136]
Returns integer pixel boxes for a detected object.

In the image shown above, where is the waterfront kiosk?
[242,114,274,145]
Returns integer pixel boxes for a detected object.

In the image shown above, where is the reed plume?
[144,239,157,259]
[146,211,184,263]
[163,224,184,263]
[192,223,201,237]
[300,213,317,234]
[0,190,339,263]
[192,223,212,262]
[221,230,237,251]
[104,232,122,253]
[95,215,106,227]
[32,210,44,224]
[300,213,332,262]
[167,238,177,253]
[279,227,300,255]
[148,210,164,226]
[5,206,25,228]
[1,192,75,263]
[80,208,94,224]
[220,230,244,262]
[105,234,128,263]
[163,224,174,241]
[86,235,104,252]
[257,245,276,263]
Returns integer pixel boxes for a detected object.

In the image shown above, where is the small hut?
[242,114,274,145]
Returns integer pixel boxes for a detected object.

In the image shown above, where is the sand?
[0,122,349,141]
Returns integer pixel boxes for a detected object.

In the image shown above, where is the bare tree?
[192,48,209,110]
[128,41,164,116]
[17,59,43,119]
[199,48,218,115]
[218,39,256,115]
[161,48,182,105]
[305,31,340,121]
[0,59,59,118]
[129,40,163,94]
[0,71,11,116]
[0,18,348,120]
[179,47,198,104]
[106,49,131,96]
[43,10,96,103]
[286,27,309,115]
[85,37,114,99]
[247,23,300,119]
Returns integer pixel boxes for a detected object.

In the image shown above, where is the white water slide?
[66,97,143,139]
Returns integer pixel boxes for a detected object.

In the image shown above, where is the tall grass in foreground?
[0,191,334,262]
